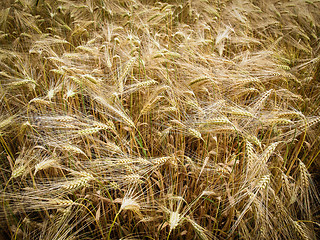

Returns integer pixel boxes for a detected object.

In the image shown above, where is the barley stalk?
[11,165,25,178]
[62,174,93,190]
[293,221,311,240]
[63,144,86,155]
[34,158,59,175]
[0,116,14,129]
[153,156,171,165]
[48,199,75,207]
[299,159,310,190]
[246,140,256,170]
[260,142,280,164]
[124,174,144,184]
[77,127,101,136]
[120,197,140,212]
[187,128,202,139]
[118,57,137,93]
[228,107,253,117]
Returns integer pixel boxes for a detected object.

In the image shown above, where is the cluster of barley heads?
[1,0,320,239]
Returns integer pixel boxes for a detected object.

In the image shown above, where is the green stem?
[166,229,172,240]
[107,210,121,240]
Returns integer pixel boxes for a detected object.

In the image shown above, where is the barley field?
[0,0,320,239]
